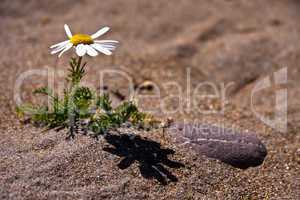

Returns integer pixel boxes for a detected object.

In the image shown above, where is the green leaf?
[33,87,52,96]
[96,94,112,112]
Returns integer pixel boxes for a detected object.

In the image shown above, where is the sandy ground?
[0,0,299,199]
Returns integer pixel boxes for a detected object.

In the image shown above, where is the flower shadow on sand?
[103,134,185,185]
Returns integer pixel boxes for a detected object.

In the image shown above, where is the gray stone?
[167,123,267,169]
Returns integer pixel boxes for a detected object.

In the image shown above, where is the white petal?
[94,40,119,50]
[51,43,68,54]
[91,27,110,39]
[50,40,69,49]
[76,44,87,57]
[91,43,112,55]
[100,44,117,51]
[94,40,119,44]
[86,45,99,57]
[58,43,73,57]
[64,24,72,38]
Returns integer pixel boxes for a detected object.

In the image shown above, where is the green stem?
[77,56,82,72]
[70,56,84,88]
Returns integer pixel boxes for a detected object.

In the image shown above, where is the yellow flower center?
[70,34,93,46]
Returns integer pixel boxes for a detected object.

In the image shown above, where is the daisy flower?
[50,24,119,57]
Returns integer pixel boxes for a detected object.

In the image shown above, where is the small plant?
[16,24,153,139]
